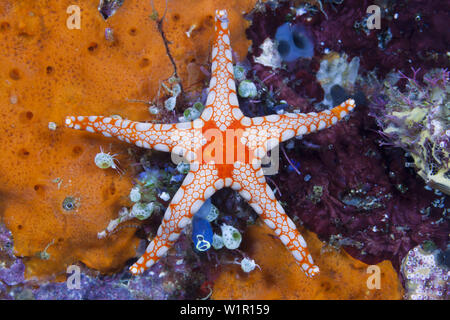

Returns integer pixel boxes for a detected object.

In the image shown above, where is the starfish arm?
[232,161,320,277]
[241,99,356,156]
[65,115,197,154]
[130,163,222,275]
[201,9,245,130]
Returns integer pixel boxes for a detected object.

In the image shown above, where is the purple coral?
[241,2,449,277]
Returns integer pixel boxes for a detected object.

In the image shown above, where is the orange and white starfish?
[65,9,355,277]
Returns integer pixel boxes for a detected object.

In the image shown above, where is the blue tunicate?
[192,216,213,252]
[137,171,149,182]
[275,23,314,62]
[170,174,184,183]
[192,199,214,251]
[195,198,212,220]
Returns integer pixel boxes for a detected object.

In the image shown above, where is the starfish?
[65,9,355,277]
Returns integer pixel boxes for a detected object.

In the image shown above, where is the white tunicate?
[316,53,360,108]
[194,199,219,222]
[183,106,201,121]
[253,37,282,69]
[129,186,141,202]
[165,96,177,111]
[234,65,246,82]
[159,192,170,202]
[176,162,190,174]
[238,80,258,98]
[193,102,204,112]
[130,202,154,220]
[172,83,181,97]
[190,107,201,120]
[205,204,219,222]
[95,152,116,169]
[346,56,360,84]
[212,233,224,250]
[240,257,257,273]
[296,6,307,16]
[149,106,159,115]
[220,224,242,250]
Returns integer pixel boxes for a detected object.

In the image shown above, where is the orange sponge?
[0,0,256,279]
[212,222,404,300]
